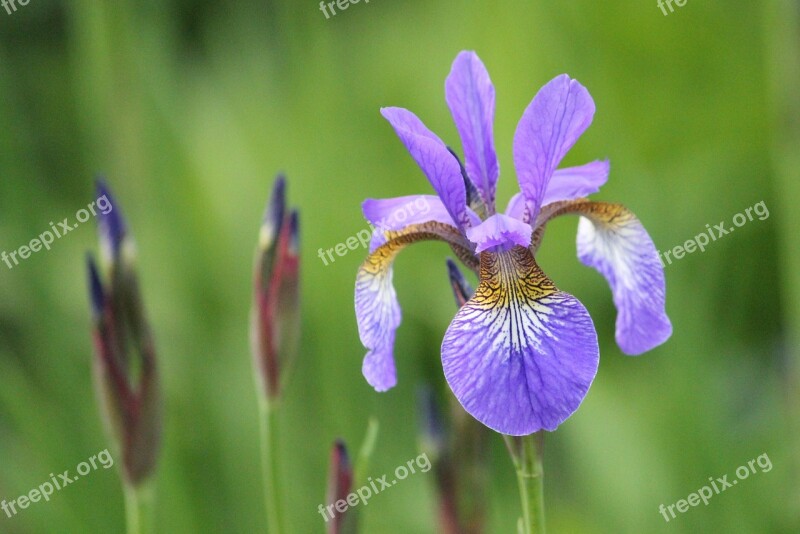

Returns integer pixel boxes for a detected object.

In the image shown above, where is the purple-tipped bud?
[446,258,474,308]
[446,146,487,217]
[95,178,126,264]
[286,209,299,258]
[416,386,460,534]
[252,176,300,402]
[325,440,356,534]
[417,386,447,461]
[417,386,490,534]
[87,182,161,488]
[87,255,105,320]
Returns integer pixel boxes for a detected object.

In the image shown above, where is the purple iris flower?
[355,51,671,436]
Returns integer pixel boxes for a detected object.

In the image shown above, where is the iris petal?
[363,195,457,231]
[381,107,471,230]
[542,160,609,205]
[573,202,672,355]
[362,332,397,392]
[445,51,499,210]
[364,195,456,253]
[442,247,599,435]
[504,192,527,221]
[506,161,608,222]
[356,222,477,391]
[513,75,595,223]
[465,213,532,253]
[363,195,482,253]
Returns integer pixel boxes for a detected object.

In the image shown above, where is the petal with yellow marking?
[355,222,476,391]
[442,246,599,435]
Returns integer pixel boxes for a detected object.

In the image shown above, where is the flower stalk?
[504,433,545,534]
[259,397,284,534]
[124,482,154,534]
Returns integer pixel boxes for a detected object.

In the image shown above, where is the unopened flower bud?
[87,181,161,487]
[251,175,300,402]
[325,440,357,534]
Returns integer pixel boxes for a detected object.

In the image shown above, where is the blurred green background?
[1,0,798,532]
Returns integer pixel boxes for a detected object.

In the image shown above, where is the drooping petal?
[356,222,477,391]
[542,159,609,205]
[381,107,471,229]
[573,202,672,355]
[362,332,398,392]
[445,51,499,210]
[465,213,532,253]
[513,75,596,223]
[442,247,599,435]
[355,249,401,364]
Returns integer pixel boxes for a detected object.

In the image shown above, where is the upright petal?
[542,159,609,205]
[381,107,471,229]
[445,51,499,210]
[513,75,596,222]
[504,192,527,221]
[356,222,476,391]
[573,202,672,354]
[442,246,599,435]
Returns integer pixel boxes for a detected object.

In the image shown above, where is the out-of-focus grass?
[0,1,796,532]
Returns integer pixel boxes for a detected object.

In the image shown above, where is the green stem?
[353,417,379,486]
[259,396,284,534]
[505,433,546,534]
[123,482,153,534]
[764,0,800,515]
